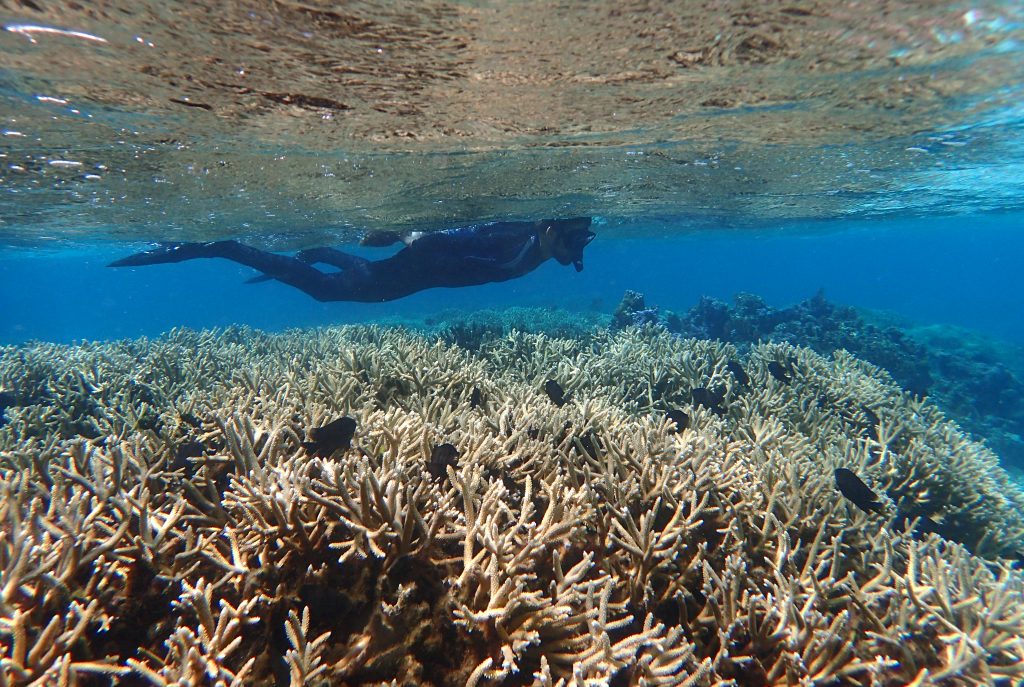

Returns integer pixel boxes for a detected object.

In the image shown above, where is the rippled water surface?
[2,0,1024,245]
[4,8,1024,684]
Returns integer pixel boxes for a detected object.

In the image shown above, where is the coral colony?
[1,321,1024,686]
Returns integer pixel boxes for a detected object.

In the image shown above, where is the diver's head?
[540,217,595,271]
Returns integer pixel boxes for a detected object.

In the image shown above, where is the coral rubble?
[1,323,1023,686]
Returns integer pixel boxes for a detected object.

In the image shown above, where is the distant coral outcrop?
[613,289,1024,470]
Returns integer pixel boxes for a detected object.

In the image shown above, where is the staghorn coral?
[428,307,608,353]
[1,323,1023,686]
[640,288,1024,469]
[654,290,934,399]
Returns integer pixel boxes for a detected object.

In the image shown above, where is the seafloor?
[1,316,1023,686]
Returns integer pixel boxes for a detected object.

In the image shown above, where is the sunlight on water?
[3,5,1024,686]
[1,1,1023,244]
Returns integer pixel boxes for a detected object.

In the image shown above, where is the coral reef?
[612,291,661,331]
[1,323,1024,686]
[907,324,1024,469]
[623,290,934,398]
[425,307,609,352]
[616,289,1024,469]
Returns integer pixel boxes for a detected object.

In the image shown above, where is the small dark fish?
[726,360,749,387]
[767,361,791,384]
[835,468,883,514]
[691,386,726,416]
[171,440,206,474]
[527,427,540,440]
[427,443,459,480]
[575,431,599,459]
[179,410,204,428]
[894,508,950,540]
[302,416,357,456]
[544,379,567,407]
[861,405,881,440]
[470,386,482,409]
[1013,552,1024,571]
[861,405,880,427]
[665,408,689,433]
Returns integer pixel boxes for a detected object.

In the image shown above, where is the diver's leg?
[244,247,368,285]
[295,247,370,271]
[110,240,339,301]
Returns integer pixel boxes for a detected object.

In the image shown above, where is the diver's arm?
[427,221,541,266]
[463,233,538,270]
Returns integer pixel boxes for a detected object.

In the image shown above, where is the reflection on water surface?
[1,0,1023,243]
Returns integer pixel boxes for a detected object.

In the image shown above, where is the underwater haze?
[3,2,1024,686]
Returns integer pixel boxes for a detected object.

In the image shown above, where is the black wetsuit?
[110,217,594,302]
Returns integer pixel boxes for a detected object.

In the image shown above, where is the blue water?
[6,5,1024,685]
[3,211,1022,345]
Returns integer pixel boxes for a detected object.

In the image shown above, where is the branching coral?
[1,323,1022,686]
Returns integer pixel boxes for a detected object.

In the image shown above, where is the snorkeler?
[109,217,595,302]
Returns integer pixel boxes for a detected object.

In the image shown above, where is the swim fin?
[109,242,213,267]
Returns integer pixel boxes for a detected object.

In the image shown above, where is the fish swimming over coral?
[574,430,599,459]
[427,442,459,480]
[664,408,690,432]
[727,359,750,387]
[302,416,357,456]
[691,385,726,416]
[839,466,1007,552]
[545,379,568,407]
[834,467,884,514]
[2,324,1023,685]
[767,360,791,384]
[860,404,881,440]
[109,217,595,302]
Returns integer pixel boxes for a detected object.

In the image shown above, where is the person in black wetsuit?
[109,217,595,302]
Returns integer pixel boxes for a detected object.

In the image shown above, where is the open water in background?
[3,2,1024,469]
[2,211,1023,345]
